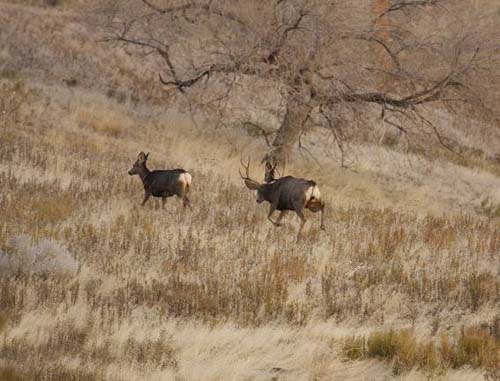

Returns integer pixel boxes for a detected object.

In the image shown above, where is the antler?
[239,157,251,179]
[239,157,261,190]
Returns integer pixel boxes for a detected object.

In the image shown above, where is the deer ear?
[138,152,145,160]
[244,179,261,191]
[145,152,150,160]
[265,162,272,171]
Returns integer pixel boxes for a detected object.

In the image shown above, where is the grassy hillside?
[0,2,499,380]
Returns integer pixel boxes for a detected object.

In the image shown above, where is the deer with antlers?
[240,159,325,242]
[128,152,192,209]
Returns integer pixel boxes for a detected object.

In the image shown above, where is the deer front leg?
[267,204,278,226]
[161,197,166,209]
[141,192,151,206]
[275,211,286,227]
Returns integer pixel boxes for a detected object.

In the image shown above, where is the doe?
[128,152,192,209]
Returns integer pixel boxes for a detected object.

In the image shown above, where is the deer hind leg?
[177,177,192,210]
[319,203,326,230]
[295,209,306,243]
[307,199,326,230]
[161,197,167,209]
[181,184,192,210]
[309,200,326,230]
[182,195,192,210]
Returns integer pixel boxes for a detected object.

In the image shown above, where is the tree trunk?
[270,95,312,165]
[372,0,391,89]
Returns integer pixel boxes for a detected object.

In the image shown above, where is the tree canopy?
[99,0,500,164]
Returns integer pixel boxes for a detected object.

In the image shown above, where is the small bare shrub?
[0,235,78,275]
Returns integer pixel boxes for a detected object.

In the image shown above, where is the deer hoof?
[320,225,326,231]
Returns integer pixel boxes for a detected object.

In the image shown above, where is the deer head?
[128,151,150,176]
[239,158,265,203]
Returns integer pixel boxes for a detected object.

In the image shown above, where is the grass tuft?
[341,324,500,375]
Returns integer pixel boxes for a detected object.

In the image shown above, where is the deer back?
[144,169,187,197]
[262,176,316,211]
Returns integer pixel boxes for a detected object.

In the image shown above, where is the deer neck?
[137,164,151,183]
[261,182,275,199]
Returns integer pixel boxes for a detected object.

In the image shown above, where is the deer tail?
[306,183,321,202]
[179,172,192,195]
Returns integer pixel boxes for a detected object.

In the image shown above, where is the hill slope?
[0,2,499,380]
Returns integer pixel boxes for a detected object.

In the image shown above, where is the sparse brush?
[1,29,499,377]
[342,325,500,375]
[454,325,499,369]
[366,329,419,374]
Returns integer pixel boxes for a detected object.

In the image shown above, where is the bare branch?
[159,69,209,93]
[101,0,500,162]
[141,0,248,29]
[348,34,402,71]
[267,9,308,64]
[412,107,456,153]
[322,71,463,109]
[321,109,346,168]
[378,0,443,19]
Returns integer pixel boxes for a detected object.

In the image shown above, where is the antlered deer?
[128,152,192,209]
[240,159,325,242]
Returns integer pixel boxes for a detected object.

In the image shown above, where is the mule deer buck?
[128,152,192,209]
[240,159,325,242]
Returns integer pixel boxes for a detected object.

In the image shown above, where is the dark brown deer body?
[128,152,192,209]
[240,160,325,241]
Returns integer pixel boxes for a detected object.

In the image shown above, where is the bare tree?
[97,0,500,164]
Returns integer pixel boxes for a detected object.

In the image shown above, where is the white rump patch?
[179,172,192,187]
[305,185,321,201]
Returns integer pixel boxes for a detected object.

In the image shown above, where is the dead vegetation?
[0,75,499,379]
[0,1,499,380]
[341,321,500,376]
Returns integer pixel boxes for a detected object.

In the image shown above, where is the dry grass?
[341,322,499,376]
[0,75,498,380]
[0,2,499,379]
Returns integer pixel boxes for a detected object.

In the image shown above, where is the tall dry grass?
[1,3,500,378]
[0,74,498,380]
